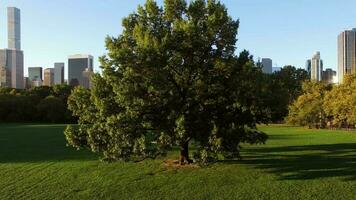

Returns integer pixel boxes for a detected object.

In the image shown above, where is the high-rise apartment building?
[261,58,272,74]
[54,62,65,85]
[0,67,11,87]
[23,77,31,89]
[8,7,21,50]
[322,68,337,84]
[0,49,24,88]
[311,52,323,81]
[43,68,54,86]
[0,7,24,89]
[338,28,356,83]
[82,68,94,89]
[68,54,93,88]
[305,59,311,76]
[28,67,43,82]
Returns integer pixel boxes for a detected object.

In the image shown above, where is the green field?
[1,124,356,199]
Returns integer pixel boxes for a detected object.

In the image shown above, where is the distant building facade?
[272,67,281,73]
[0,49,24,88]
[82,68,94,89]
[54,62,64,85]
[0,7,23,89]
[68,54,93,88]
[338,28,356,83]
[322,68,337,84]
[310,52,323,81]
[23,77,31,89]
[28,67,43,81]
[8,7,21,50]
[305,59,311,76]
[43,68,54,86]
[0,67,11,87]
[261,58,272,74]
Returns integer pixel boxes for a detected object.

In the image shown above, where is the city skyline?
[1,1,356,78]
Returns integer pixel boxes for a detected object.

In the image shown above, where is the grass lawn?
[1,124,356,199]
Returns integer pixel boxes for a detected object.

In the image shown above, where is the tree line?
[0,84,75,123]
[287,74,356,129]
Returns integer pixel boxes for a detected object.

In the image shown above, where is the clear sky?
[1,0,356,77]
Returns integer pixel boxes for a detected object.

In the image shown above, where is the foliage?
[264,66,309,122]
[65,0,268,164]
[286,81,331,128]
[324,74,356,128]
[0,84,74,123]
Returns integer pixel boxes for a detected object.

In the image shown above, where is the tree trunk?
[180,142,193,165]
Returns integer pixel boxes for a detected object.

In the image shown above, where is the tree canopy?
[286,81,330,128]
[324,75,356,128]
[65,0,269,164]
[0,84,74,123]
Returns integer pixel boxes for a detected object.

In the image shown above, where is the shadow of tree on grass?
[239,143,356,181]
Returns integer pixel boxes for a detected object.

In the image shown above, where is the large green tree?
[65,0,268,164]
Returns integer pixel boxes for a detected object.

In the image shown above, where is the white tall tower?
[311,52,323,81]
[8,7,21,50]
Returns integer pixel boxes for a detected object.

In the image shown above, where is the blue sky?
[1,0,356,77]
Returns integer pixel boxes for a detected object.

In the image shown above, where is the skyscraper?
[28,67,43,82]
[23,77,31,89]
[305,59,311,77]
[311,52,323,81]
[0,7,24,89]
[54,63,65,85]
[43,68,54,86]
[338,28,356,83]
[0,49,24,89]
[0,67,11,87]
[322,68,337,84]
[261,58,272,74]
[8,7,21,50]
[68,54,93,87]
[82,68,94,89]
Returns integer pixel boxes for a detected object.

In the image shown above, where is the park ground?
[1,124,356,199]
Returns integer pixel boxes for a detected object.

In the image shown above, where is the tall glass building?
[54,63,64,85]
[0,7,24,89]
[311,52,323,82]
[28,67,43,81]
[261,58,272,74]
[43,68,54,86]
[338,28,356,83]
[68,54,93,88]
[8,7,21,50]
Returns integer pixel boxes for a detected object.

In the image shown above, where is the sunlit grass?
[1,124,356,199]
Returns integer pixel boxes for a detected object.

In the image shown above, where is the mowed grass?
[1,124,356,200]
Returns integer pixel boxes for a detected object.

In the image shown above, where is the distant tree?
[37,96,67,123]
[0,87,13,94]
[52,84,73,100]
[275,66,309,103]
[65,0,268,164]
[0,84,73,123]
[286,81,330,128]
[266,66,309,122]
[27,86,53,99]
[0,94,37,122]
